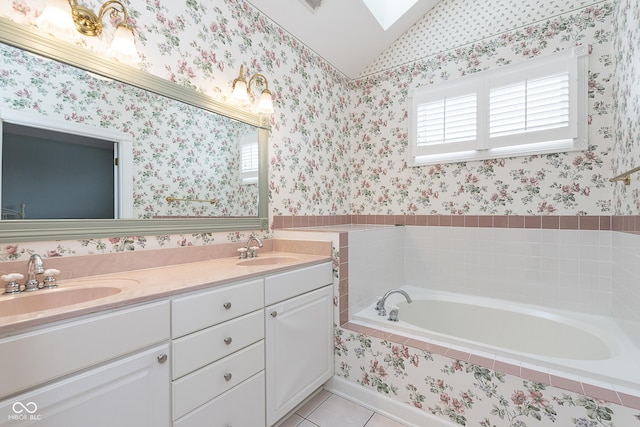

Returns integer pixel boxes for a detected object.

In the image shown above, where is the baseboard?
[324,377,455,427]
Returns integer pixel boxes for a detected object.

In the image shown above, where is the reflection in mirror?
[2,123,116,219]
[0,18,269,242]
[1,43,259,221]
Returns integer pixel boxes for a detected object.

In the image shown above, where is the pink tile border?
[272,214,623,231]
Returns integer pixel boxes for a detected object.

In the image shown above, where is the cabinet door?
[0,344,170,427]
[265,285,334,426]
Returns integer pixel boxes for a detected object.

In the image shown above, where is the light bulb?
[36,0,78,41]
[106,24,141,65]
[231,80,250,106]
[256,89,274,115]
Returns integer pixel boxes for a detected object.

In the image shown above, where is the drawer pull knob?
[270,311,278,318]
[157,354,168,364]
[224,372,232,381]
[223,302,232,310]
[224,337,233,345]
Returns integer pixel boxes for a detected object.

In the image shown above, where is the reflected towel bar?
[609,166,640,185]
[166,197,217,204]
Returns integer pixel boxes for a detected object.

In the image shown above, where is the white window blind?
[489,73,570,138]
[416,93,477,147]
[408,46,588,166]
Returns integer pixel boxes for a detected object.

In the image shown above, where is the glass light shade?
[256,90,274,115]
[106,24,141,65]
[35,0,78,41]
[231,80,251,106]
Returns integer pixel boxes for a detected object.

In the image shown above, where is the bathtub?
[352,286,640,389]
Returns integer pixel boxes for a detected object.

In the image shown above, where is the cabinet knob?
[224,337,232,345]
[224,372,232,381]
[157,354,168,364]
[270,311,278,318]
[223,302,232,310]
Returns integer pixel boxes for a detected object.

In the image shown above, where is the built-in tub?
[352,286,640,390]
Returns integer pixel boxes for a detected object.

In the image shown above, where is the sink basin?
[237,256,297,266]
[0,286,121,316]
[72,278,139,287]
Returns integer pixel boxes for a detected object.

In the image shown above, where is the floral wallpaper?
[350,1,614,216]
[363,0,609,77]
[611,0,640,215]
[335,328,640,426]
[1,0,353,258]
[0,44,258,219]
[1,0,624,258]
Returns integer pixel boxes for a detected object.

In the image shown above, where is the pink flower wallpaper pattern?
[335,327,640,426]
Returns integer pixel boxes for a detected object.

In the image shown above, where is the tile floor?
[277,389,409,427]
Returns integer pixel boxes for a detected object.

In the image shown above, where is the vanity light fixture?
[230,65,274,115]
[36,0,141,65]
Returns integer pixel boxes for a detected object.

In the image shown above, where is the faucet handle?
[2,273,24,294]
[42,269,60,289]
[374,296,383,311]
[388,305,400,322]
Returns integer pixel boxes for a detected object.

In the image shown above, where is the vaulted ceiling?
[245,0,440,79]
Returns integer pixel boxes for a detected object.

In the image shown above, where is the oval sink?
[237,256,297,266]
[0,286,121,316]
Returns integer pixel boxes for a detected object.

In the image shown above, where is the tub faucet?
[25,254,44,292]
[376,289,412,317]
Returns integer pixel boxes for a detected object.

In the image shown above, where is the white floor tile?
[365,413,408,427]
[298,421,320,427]
[307,394,374,427]
[296,389,332,418]
[277,413,305,427]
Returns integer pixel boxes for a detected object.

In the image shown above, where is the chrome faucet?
[376,289,412,318]
[25,254,44,292]
[242,235,263,258]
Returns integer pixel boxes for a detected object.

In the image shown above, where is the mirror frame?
[0,18,269,243]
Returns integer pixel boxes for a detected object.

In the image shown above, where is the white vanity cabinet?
[0,301,171,427]
[264,263,334,426]
[0,258,334,427]
[171,278,266,426]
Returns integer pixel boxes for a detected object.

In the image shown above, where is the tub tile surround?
[274,215,640,425]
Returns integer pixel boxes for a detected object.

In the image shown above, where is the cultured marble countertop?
[0,251,331,335]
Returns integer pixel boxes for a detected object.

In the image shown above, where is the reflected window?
[240,133,259,185]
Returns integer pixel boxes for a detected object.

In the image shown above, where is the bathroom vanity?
[0,252,333,427]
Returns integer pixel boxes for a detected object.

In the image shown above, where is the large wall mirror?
[0,18,269,243]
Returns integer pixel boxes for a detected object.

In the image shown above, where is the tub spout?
[376,289,412,317]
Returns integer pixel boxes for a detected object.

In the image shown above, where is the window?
[240,134,259,185]
[408,46,589,166]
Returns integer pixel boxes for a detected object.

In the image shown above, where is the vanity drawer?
[171,278,263,338]
[0,300,169,400]
[174,371,265,427]
[172,340,264,420]
[172,309,264,379]
[265,262,333,305]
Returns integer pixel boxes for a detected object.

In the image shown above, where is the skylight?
[362,0,419,31]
